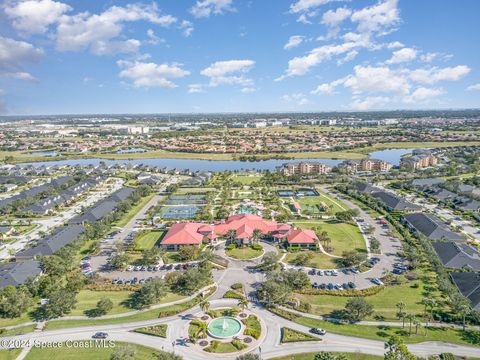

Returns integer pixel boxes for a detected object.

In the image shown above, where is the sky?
[0,0,479,115]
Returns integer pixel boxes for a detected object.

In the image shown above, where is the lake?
[17,148,418,171]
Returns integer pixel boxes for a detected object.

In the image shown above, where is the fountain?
[207,317,243,339]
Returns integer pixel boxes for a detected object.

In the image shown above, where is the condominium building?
[280,162,332,175]
[342,159,393,173]
[400,151,438,170]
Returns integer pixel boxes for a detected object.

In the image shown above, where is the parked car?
[348,282,356,289]
[317,270,323,276]
[308,269,316,275]
[92,332,108,339]
[331,270,338,276]
[371,278,384,286]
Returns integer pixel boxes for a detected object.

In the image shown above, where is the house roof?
[371,191,420,211]
[354,182,381,194]
[403,213,464,241]
[287,229,318,244]
[0,260,42,288]
[161,222,206,245]
[409,178,445,188]
[432,241,480,270]
[450,272,480,310]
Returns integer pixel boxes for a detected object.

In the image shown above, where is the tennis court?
[160,205,203,219]
[166,193,207,205]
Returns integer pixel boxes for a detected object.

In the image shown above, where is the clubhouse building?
[160,214,318,251]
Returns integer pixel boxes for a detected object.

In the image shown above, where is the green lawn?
[24,342,160,360]
[294,221,366,257]
[281,327,320,343]
[296,281,438,321]
[69,290,186,316]
[133,324,167,338]
[231,173,262,185]
[113,193,155,228]
[0,348,22,360]
[226,247,263,260]
[271,352,382,360]
[297,193,346,214]
[133,230,164,251]
[285,251,338,269]
[0,324,36,337]
[0,306,37,328]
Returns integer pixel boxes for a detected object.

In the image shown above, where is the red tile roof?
[287,229,318,244]
[161,222,206,245]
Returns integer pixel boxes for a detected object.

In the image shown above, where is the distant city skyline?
[0,0,479,115]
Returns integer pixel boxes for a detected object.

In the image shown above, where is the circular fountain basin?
[207,317,243,339]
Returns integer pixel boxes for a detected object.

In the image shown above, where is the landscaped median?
[280,327,320,343]
[133,324,167,338]
[225,243,264,260]
[42,285,216,331]
[269,307,480,346]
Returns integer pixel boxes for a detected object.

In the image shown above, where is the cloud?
[284,35,304,50]
[276,34,371,79]
[188,84,205,93]
[420,52,438,63]
[403,87,444,103]
[4,0,71,34]
[190,0,234,18]
[282,92,309,105]
[201,59,255,86]
[55,3,177,55]
[351,0,400,34]
[289,0,340,14]
[408,65,470,84]
[467,83,480,91]
[0,36,43,80]
[117,60,189,88]
[241,87,256,93]
[350,96,390,110]
[321,7,352,27]
[337,50,358,65]
[146,29,165,45]
[180,20,194,37]
[386,47,417,64]
[343,65,410,95]
[311,83,335,95]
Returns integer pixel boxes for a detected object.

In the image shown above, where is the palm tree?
[459,304,470,331]
[227,229,237,245]
[252,229,262,245]
[238,298,249,313]
[407,314,415,336]
[414,320,420,335]
[396,302,406,328]
[199,300,210,314]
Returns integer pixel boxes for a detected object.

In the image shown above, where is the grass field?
[0,324,36,337]
[294,221,366,256]
[285,251,338,269]
[134,230,164,251]
[226,247,263,260]
[24,342,160,360]
[231,173,263,185]
[354,141,480,153]
[297,193,346,215]
[113,193,155,228]
[271,352,383,360]
[295,279,437,321]
[0,348,22,360]
[69,290,185,316]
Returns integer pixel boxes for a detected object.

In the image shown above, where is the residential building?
[371,191,420,212]
[450,272,480,310]
[280,162,332,175]
[401,151,438,170]
[342,159,392,173]
[286,229,318,249]
[402,213,465,241]
[0,260,42,288]
[433,241,480,270]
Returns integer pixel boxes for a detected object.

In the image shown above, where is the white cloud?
[241,87,256,93]
[146,29,165,45]
[350,96,390,110]
[351,0,400,34]
[311,83,335,95]
[408,65,470,84]
[296,14,312,24]
[321,7,351,27]
[466,83,480,91]
[188,84,205,93]
[420,52,437,63]
[4,0,71,34]
[0,36,43,81]
[277,34,371,79]
[284,35,304,50]
[337,50,358,65]
[386,47,417,64]
[180,20,194,37]
[190,0,234,18]
[403,87,444,103]
[342,65,410,95]
[201,59,255,87]
[282,92,309,105]
[55,3,177,55]
[387,41,404,49]
[289,0,339,14]
[117,60,189,88]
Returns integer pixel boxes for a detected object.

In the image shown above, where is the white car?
[371,278,384,286]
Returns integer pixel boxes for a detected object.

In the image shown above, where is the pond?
[368,148,415,166]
